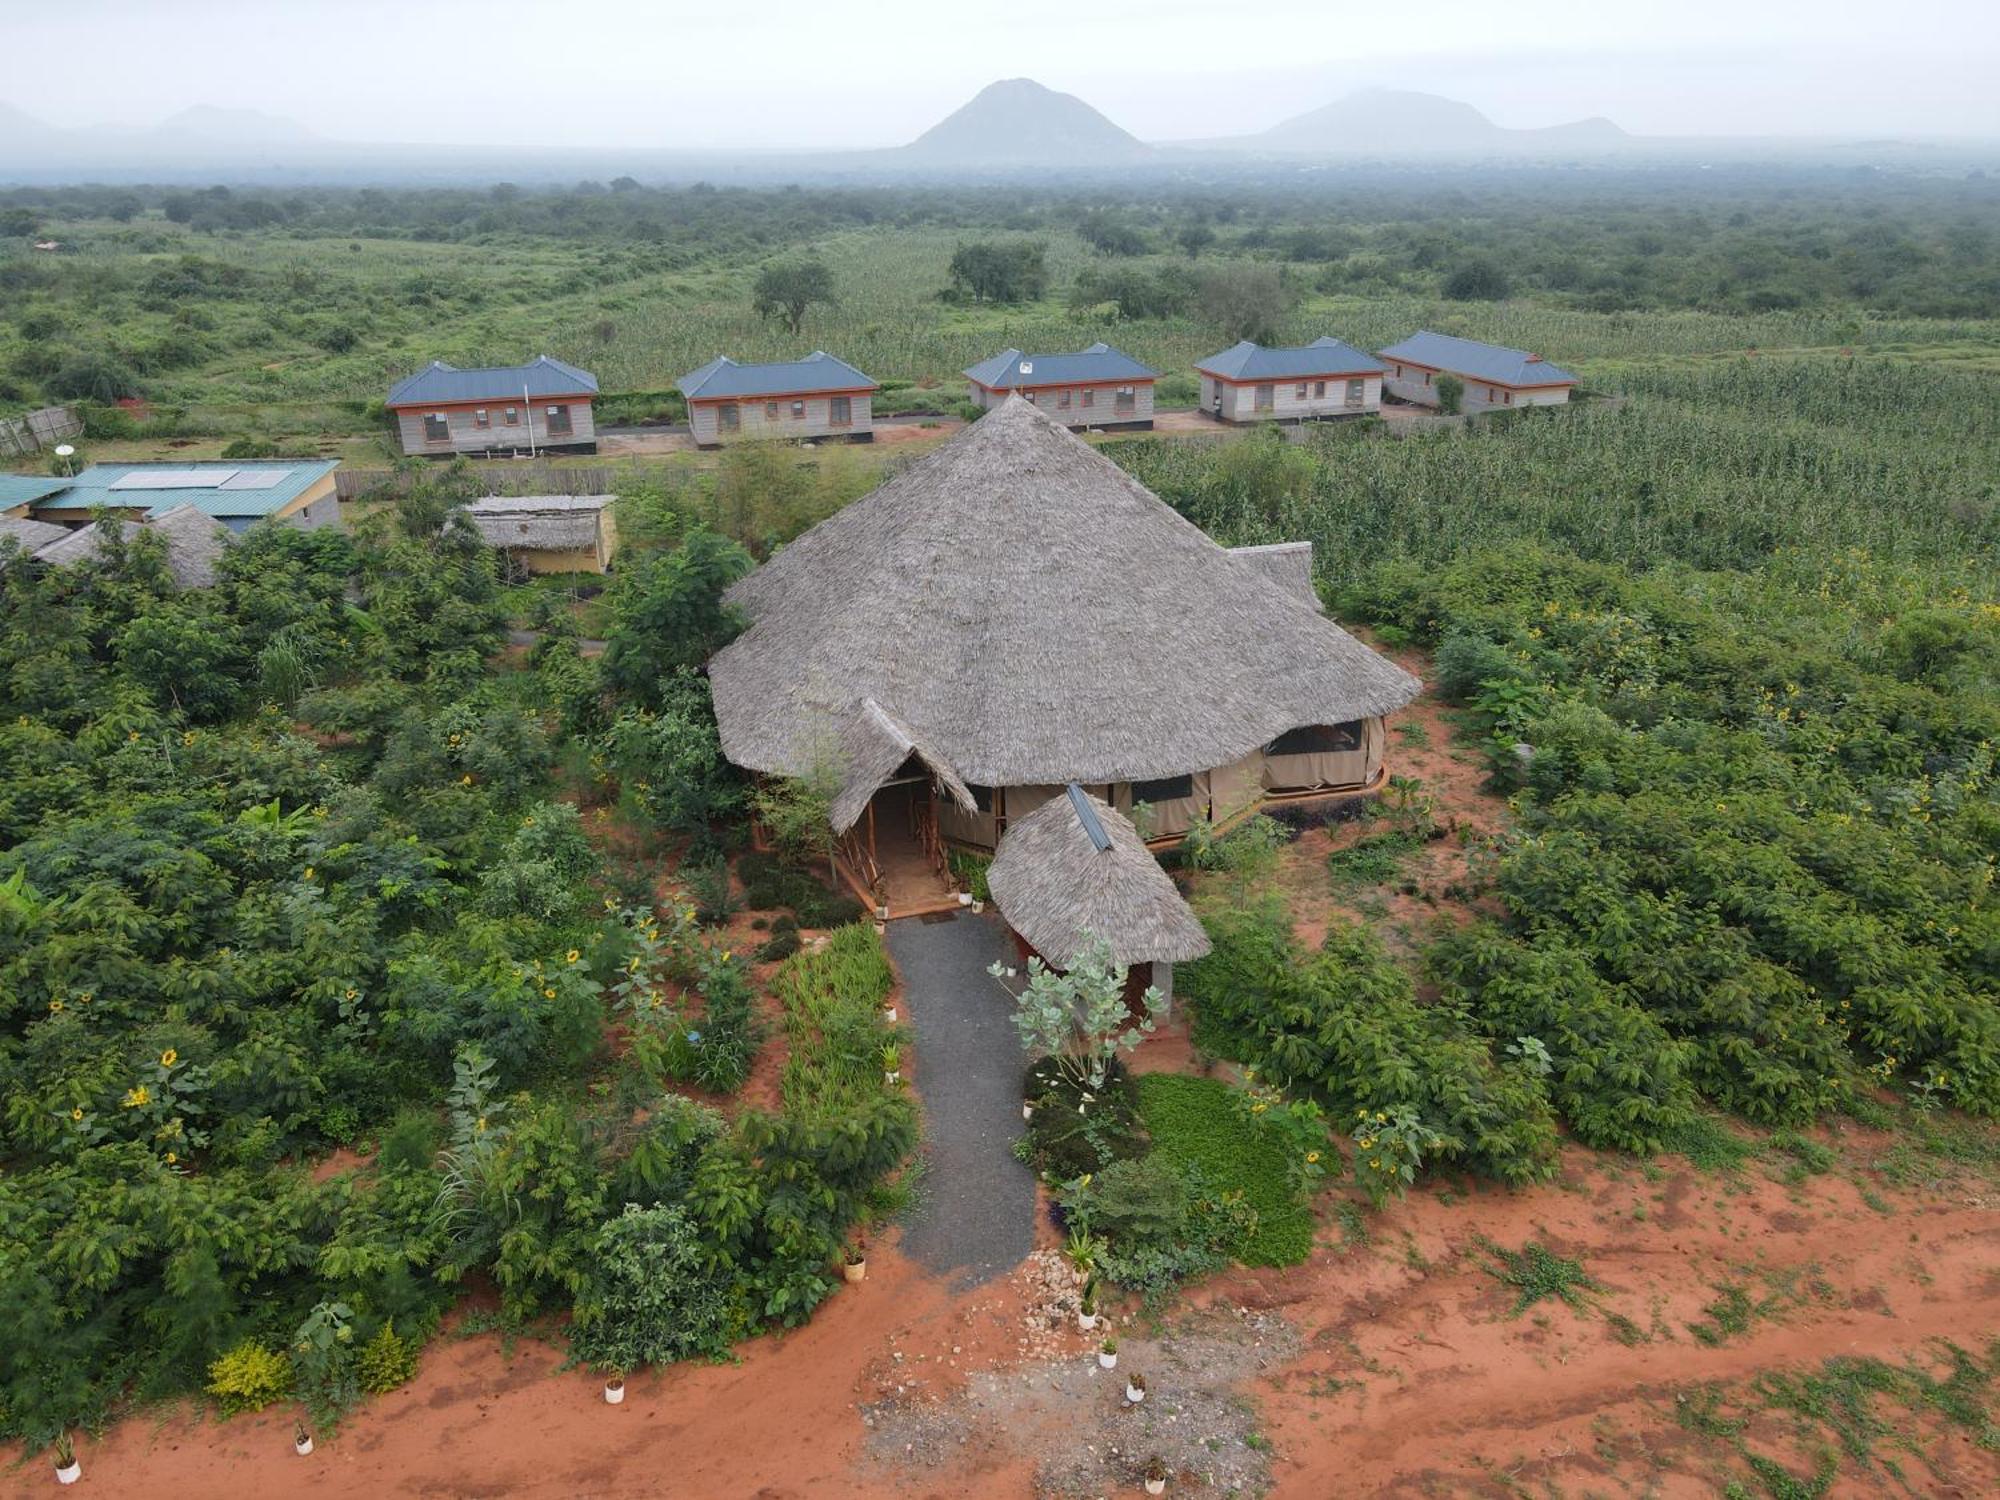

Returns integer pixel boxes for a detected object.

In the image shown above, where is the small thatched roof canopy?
[711,396,1418,788]
[989,785,1211,969]
[828,699,978,834]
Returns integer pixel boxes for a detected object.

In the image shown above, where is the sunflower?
[160,1048,178,1069]
[47,998,63,1013]
[68,1107,84,1122]
[122,1085,151,1109]
[566,949,581,964]
[543,987,557,1000]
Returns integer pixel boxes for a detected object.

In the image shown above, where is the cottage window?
[829,395,851,425]
[1345,379,1364,407]
[1314,380,1326,398]
[1422,372,1431,386]
[1081,389,1094,408]
[1503,391,1513,405]
[546,404,573,436]
[791,400,806,419]
[1488,387,1499,403]
[473,408,490,429]
[505,406,519,425]
[423,413,449,442]
[1253,383,1273,412]
[1057,389,1072,410]
[719,403,740,432]
[1114,386,1136,414]
[1130,774,1194,805]
[766,401,781,420]
[1295,381,1309,400]
[1267,722,1362,755]
[1393,364,1402,377]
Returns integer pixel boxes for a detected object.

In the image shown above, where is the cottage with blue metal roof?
[385,355,599,458]
[1377,331,1577,412]
[1194,336,1382,425]
[963,342,1157,431]
[11,459,340,534]
[677,352,878,448]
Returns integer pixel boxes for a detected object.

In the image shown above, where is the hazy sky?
[7,0,1997,147]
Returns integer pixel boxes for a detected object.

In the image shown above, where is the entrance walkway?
[885,911,1038,1288]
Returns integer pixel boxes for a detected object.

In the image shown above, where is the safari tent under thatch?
[708,394,1420,909]
[988,785,1210,982]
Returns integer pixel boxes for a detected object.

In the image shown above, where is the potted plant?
[603,1373,626,1405]
[883,1002,898,1022]
[843,1239,868,1283]
[294,1420,314,1455]
[1125,1372,1147,1405]
[1098,1337,1118,1370]
[1022,1099,1035,1121]
[52,1432,80,1486]
[957,889,973,906]
[1143,1454,1169,1495]
[881,1043,901,1085]
[1078,1282,1099,1333]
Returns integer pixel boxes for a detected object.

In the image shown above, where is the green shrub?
[571,1203,731,1370]
[205,1341,293,1416]
[1058,1155,1255,1306]
[948,847,992,903]
[1021,1055,1148,1179]
[356,1320,422,1395]
[1183,897,1560,1186]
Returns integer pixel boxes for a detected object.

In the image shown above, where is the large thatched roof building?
[709,395,1419,911]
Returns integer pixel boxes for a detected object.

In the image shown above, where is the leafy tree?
[1435,372,1465,414]
[945,240,1048,303]
[602,671,742,841]
[46,354,140,403]
[751,256,835,334]
[995,933,1156,1091]
[601,529,752,707]
[1176,222,1216,258]
[1197,264,1294,344]
[1443,258,1512,300]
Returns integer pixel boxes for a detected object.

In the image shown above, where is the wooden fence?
[0,406,82,459]
[335,464,617,502]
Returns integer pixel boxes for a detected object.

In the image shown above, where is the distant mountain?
[156,105,317,145]
[1257,89,1629,155]
[903,78,1151,165]
[0,102,54,145]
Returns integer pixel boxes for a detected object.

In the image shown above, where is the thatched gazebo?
[988,785,1210,1010]
[709,394,1420,911]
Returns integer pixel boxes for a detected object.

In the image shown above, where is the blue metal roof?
[677,351,878,401]
[386,355,598,408]
[1195,336,1382,382]
[1376,331,1576,388]
[29,460,339,521]
[0,473,74,510]
[963,342,1157,390]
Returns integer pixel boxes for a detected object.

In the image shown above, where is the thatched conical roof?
[710,395,1418,788]
[829,699,977,834]
[34,504,232,588]
[988,785,1210,968]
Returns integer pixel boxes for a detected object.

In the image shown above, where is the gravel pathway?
[887,912,1037,1287]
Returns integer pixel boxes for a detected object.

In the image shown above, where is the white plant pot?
[884,1070,900,1085]
[1146,1478,1167,1495]
[56,1460,81,1486]
[873,921,887,936]
[295,1435,315,1455]
[884,1006,897,1022]
[957,891,973,906]
[1078,1311,1098,1332]
[1099,1351,1118,1370]
[1126,1382,1145,1404]
[972,900,985,914]
[1022,1102,1034,1120]
[843,1259,867,1283]
[603,1382,625,1405]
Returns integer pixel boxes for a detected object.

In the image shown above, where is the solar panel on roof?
[218,469,292,490]
[108,469,237,490]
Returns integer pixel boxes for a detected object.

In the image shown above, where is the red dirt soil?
[34,1144,1997,1499]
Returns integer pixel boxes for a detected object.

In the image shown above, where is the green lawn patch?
[1132,1073,1315,1267]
